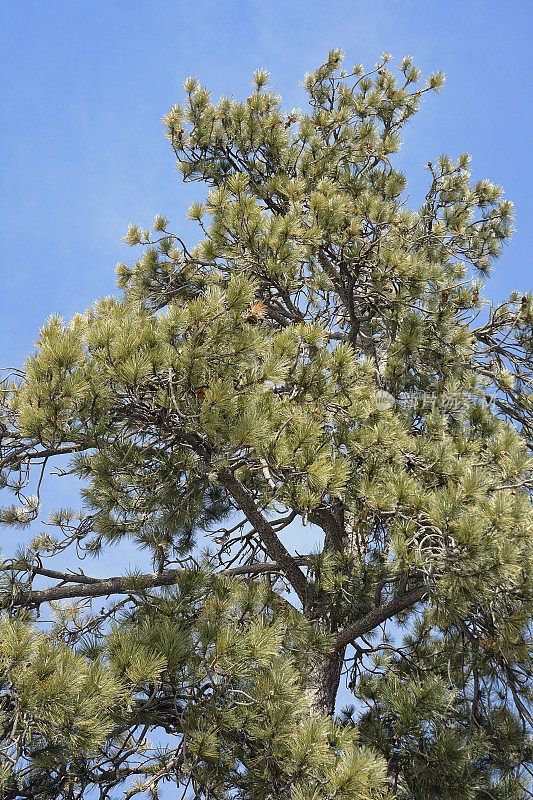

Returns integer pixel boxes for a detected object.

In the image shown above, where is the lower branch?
[0,558,311,609]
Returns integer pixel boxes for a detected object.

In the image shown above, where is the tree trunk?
[307,647,346,716]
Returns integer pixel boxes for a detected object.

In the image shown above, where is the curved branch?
[330,584,429,655]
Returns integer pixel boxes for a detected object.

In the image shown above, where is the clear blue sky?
[1,0,532,369]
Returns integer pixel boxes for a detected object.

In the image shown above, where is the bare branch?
[216,467,310,605]
[1,558,312,609]
[330,584,429,655]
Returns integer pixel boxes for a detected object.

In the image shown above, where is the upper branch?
[216,467,310,605]
[330,584,429,655]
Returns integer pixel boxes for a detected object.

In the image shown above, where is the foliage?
[0,50,531,799]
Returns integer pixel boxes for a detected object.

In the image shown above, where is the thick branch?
[0,442,86,471]
[1,558,311,609]
[216,467,310,605]
[309,505,344,550]
[330,584,429,655]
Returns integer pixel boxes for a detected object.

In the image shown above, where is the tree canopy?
[0,49,532,800]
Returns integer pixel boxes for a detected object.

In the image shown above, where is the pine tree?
[1,50,532,799]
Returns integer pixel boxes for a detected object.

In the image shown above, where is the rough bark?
[0,558,311,609]
[307,647,346,716]
[216,467,310,606]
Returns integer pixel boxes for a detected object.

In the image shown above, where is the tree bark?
[307,647,346,716]
[0,558,312,609]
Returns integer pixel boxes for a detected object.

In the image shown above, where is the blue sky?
[0,1,532,788]
[1,0,532,371]
[0,0,531,597]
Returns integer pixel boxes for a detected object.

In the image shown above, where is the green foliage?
[0,50,531,799]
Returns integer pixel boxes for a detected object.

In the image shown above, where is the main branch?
[0,558,311,609]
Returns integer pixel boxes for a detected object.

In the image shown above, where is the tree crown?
[0,49,532,800]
